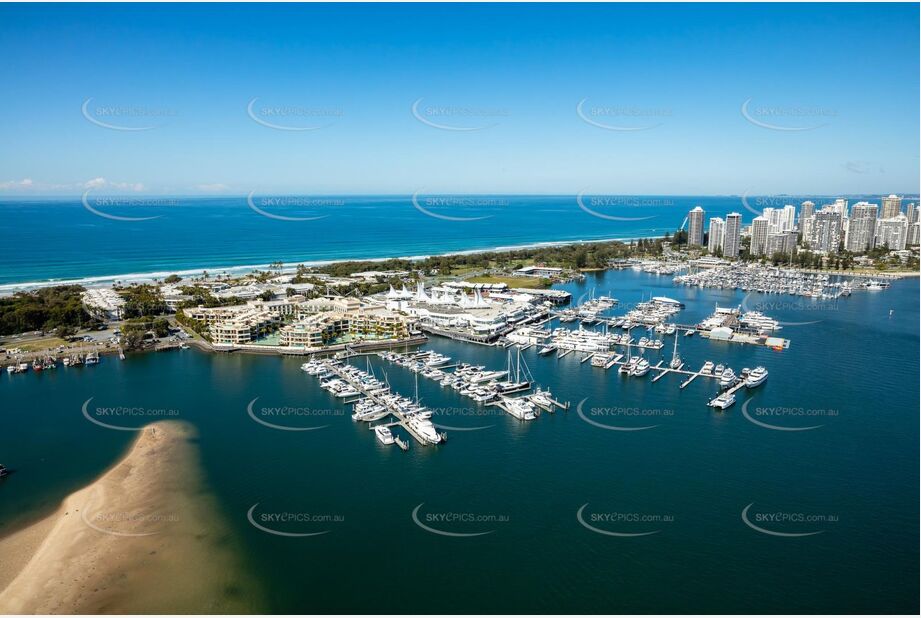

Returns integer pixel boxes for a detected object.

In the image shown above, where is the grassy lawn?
[467,275,550,289]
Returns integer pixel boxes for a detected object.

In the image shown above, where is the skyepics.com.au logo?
[247,503,344,537]
[82,191,179,222]
[740,97,836,132]
[741,398,838,432]
[410,98,509,132]
[81,98,178,131]
[575,191,661,222]
[741,503,837,537]
[576,503,674,537]
[81,491,179,537]
[411,503,509,538]
[246,192,344,221]
[410,190,508,222]
[429,406,504,432]
[576,98,671,132]
[246,97,343,131]
[246,397,344,431]
[576,398,674,432]
[82,397,180,431]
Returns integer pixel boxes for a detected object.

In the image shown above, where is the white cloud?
[84,177,108,189]
[82,178,144,192]
[0,178,34,190]
[196,183,230,192]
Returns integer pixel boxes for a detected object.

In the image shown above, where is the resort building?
[687,206,705,246]
[707,217,725,254]
[750,216,769,256]
[723,213,742,258]
[875,214,909,251]
[514,265,564,278]
[209,308,281,345]
[278,307,415,349]
[799,201,816,241]
[81,288,126,321]
[880,194,902,219]
[807,209,843,253]
[845,202,879,252]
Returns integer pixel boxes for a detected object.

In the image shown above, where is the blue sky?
[0,3,917,196]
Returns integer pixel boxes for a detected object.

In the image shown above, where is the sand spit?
[0,421,262,614]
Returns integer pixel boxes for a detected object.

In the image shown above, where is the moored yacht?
[745,366,769,388]
[374,425,395,445]
[631,357,650,377]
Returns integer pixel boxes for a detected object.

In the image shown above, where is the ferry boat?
[374,425,395,445]
[708,391,736,409]
[745,366,769,388]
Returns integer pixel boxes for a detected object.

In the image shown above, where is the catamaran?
[708,391,736,409]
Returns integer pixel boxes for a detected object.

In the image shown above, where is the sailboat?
[495,348,533,393]
[669,332,682,369]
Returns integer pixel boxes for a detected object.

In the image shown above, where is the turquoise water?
[1,194,908,288]
[1,270,918,613]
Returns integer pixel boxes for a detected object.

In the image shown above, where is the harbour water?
[0,194,906,289]
[1,269,918,613]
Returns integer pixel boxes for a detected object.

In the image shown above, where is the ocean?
[1,194,907,290]
[1,269,917,613]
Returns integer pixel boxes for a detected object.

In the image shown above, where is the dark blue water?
[0,194,899,288]
[1,270,918,613]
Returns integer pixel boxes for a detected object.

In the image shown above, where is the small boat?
[684,329,695,337]
[700,361,714,375]
[32,359,43,372]
[714,363,725,375]
[529,389,554,411]
[394,435,409,451]
[538,345,556,356]
[85,351,100,365]
[374,425,395,445]
[0,464,9,479]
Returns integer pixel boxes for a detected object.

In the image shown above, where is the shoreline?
[0,234,646,294]
[0,421,264,613]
